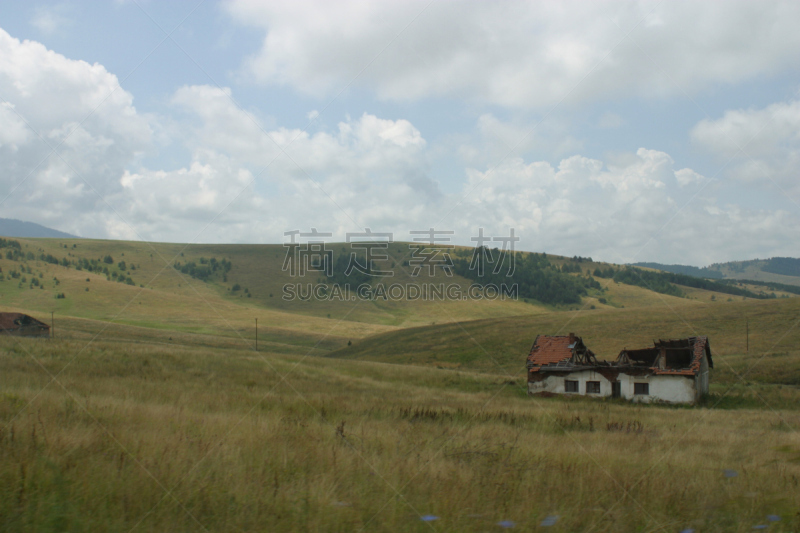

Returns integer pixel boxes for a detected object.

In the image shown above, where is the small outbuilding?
[527,333,712,404]
[0,312,51,338]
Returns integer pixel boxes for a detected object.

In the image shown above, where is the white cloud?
[691,99,800,191]
[0,29,795,264]
[118,150,257,240]
[0,28,151,234]
[102,84,440,243]
[452,148,798,265]
[674,168,704,187]
[226,0,800,108]
[170,84,428,178]
[691,100,800,157]
[0,102,30,148]
[31,5,72,34]
[112,124,799,264]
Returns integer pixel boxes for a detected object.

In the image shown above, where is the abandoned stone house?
[526,333,712,404]
[0,312,51,338]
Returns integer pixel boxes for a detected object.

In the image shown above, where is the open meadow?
[1,238,800,531]
[2,332,800,532]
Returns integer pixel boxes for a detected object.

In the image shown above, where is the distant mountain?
[760,257,800,277]
[0,218,79,239]
[632,257,800,288]
[631,262,723,279]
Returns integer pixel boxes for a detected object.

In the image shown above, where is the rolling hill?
[0,236,687,338]
[1,234,796,367]
[0,235,794,355]
[328,296,800,375]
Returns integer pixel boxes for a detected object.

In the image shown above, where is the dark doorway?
[612,381,621,398]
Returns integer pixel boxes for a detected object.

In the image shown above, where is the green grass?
[2,237,800,531]
[5,237,794,336]
[0,238,549,332]
[2,333,800,532]
[331,296,800,376]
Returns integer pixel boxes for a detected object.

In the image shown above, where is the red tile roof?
[527,335,576,369]
[527,334,712,377]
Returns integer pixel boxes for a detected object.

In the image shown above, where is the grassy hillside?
[0,241,382,353]
[4,236,796,356]
[2,330,799,532]
[2,237,800,531]
[331,296,800,376]
[0,238,550,332]
[2,236,796,364]
[2,237,736,336]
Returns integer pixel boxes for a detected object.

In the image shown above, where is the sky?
[1,0,799,266]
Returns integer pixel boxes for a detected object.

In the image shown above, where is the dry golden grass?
[597,278,694,309]
[1,238,551,331]
[0,243,393,349]
[3,238,800,531]
[1,331,799,532]
[334,295,800,380]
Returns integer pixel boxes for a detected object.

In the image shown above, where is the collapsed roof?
[527,334,712,377]
[526,333,601,372]
[617,336,713,376]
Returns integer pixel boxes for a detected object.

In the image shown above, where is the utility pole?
[255,318,258,352]
[746,318,749,354]
[51,311,54,339]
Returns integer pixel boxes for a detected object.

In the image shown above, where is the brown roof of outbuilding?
[0,312,49,331]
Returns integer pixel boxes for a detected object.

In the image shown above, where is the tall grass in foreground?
[1,336,799,532]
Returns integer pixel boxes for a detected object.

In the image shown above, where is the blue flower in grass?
[540,515,559,526]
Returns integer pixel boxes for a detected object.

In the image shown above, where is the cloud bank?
[1,23,798,266]
[227,0,800,108]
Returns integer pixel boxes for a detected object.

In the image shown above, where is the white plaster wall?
[528,370,613,397]
[651,375,696,403]
[618,373,695,403]
[529,371,698,404]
